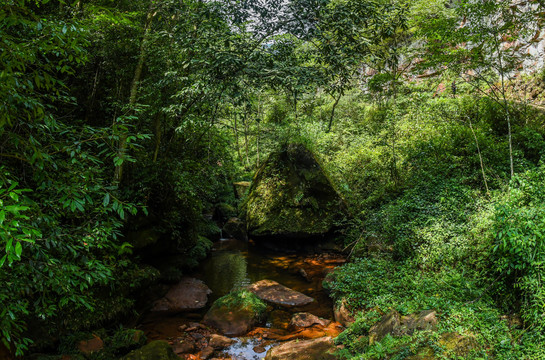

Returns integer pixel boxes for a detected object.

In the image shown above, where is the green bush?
[490,164,545,328]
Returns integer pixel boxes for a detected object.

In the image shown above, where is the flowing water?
[138,238,345,359]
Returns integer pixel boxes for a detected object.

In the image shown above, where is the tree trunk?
[468,117,489,195]
[256,119,260,168]
[391,71,399,188]
[234,113,243,164]
[327,93,342,133]
[293,90,298,122]
[243,112,250,168]
[506,108,514,178]
[152,114,162,163]
[113,1,155,184]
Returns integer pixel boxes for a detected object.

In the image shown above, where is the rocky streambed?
[136,238,347,360]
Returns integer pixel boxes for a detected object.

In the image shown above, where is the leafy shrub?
[490,164,545,328]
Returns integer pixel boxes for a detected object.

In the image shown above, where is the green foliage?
[490,164,545,328]
[327,257,543,359]
[2,0,545,358]
[212,289,267,318]
[0,174,39,268]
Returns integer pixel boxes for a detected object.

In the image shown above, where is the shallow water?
[138,238,345,359]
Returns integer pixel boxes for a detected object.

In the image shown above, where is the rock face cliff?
[245,143,346,239]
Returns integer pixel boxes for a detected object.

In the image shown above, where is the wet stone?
[200,346,215,359]
[290,312,331,329]
[253,345,266,354]
[209,334,235,349]
[151,277,211,313]
[172,340,195,355]
[248,280,314,307]
[264,337,338,360]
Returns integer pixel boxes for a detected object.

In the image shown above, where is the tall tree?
[415,0,542,178]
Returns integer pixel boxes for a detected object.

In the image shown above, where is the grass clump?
[213,289,267,318]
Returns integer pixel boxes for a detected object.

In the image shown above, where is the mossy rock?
[121,341,178,360]
[203,290,266,336]
[245,143,346,238]
[233,181,251,199]
[439,332,479,357]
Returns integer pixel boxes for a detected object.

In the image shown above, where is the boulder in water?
[222,217,247,241]
[248,279,314,307]
[264,337,338,360]
[245,143,346,238]
[209,334,235,349]
[203,290,266,336]
[290,312,331,329]
[151,277,211,313]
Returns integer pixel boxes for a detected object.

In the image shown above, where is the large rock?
[77,334,104,355]
[248,280,314,307]
[369,310,438,344]
[209,334,235,349]
[121,341,178,360]
[264,337,338,360]
[290,312,331,329]
[151,277,211,313]
[439,332,479,356]
[245,143,346,238]
[222,217,247,241]
[172,339,195,355]
[233,181,251,198]
[203,290,266,336]
[401,310,437,334]
[368,311,402,344]
[333,299,355,327]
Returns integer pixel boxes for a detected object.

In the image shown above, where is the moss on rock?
[245,143,346,238]
[121,341,178,360]
[203,290,266,336]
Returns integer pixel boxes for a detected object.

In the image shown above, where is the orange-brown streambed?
[138,239,346,359]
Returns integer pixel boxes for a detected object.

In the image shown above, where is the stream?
[137,238,345,359]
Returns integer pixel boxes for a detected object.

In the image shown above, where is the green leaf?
[15,242,22,257]
[103,193,110,207]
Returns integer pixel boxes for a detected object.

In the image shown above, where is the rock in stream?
[248,279,314,307]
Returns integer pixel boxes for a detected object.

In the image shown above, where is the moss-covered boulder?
[121,341,178,360]
[223,217,247,241]
[203,290,266,336]
[245,143,346,238]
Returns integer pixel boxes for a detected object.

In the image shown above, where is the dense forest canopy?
[1,0,545,358]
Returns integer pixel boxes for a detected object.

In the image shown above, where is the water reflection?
[139,237,344,359]
[199,239,324,304]
[201,247,250,300]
